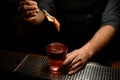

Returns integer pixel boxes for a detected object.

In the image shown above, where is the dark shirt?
[54,0,120,30]
[36,0,53,13]
[102,0,120,30]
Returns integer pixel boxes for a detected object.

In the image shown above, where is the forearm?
[81,25,116,58]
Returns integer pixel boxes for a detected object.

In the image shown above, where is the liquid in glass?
[46,42,68,73]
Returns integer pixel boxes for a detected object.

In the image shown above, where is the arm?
[60,0,120,75]
[81,25,116,59]
[86,0,120,56]
[84,0,120,57]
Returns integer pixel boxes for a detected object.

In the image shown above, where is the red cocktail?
[46,42,68,72]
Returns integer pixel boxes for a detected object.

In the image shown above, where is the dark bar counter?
[0,50,120,80]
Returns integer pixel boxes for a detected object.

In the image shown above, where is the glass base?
[49,71,61,80]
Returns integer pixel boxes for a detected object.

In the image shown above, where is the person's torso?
[53,0,109,50]
[54,0,108,26]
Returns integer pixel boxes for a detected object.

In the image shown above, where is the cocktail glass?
[46,42,68,79]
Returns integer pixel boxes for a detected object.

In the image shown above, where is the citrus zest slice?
[43,10,60,32]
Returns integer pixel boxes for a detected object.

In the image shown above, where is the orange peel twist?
[43,10,60,32]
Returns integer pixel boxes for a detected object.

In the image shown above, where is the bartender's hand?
[18,0,45,25]
[59,48,91,75]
